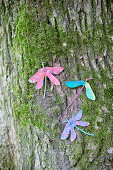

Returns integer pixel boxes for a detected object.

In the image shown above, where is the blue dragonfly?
[65,78,95,108]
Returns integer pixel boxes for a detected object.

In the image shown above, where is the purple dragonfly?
[61,110,95,141]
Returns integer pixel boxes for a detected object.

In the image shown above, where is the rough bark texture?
[0,0,113,169]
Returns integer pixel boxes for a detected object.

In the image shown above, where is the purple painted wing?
[70,126,76,141]
[35,73,45,89]
[46,67,64,74]
[74,121,89,127]
[61,123,71,140]
[70,110,83,122]
[45,71,60,85]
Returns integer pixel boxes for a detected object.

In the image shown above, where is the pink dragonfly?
[28,67,64,90]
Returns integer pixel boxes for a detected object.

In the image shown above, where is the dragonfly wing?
[47,67,64,74]
[85,82,95,100]
[70,126,76,141]
[69,110,83,123]
[28,70,42,83]
[74,121,89,127]
[61,124,70,140]
[65,80,86,88]
[35,73,45,89]
[45,71,60,85]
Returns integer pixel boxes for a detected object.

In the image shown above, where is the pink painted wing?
[35,73,45,89]
[46,67,64,74]
[45,71,60,85]
[28,66,63,90]
[74,121,89,127]
[28,70,43,83]
[70,126,76,141]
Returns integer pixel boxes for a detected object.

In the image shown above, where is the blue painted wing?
[74,121,89,127]
[69,110,83,123]
[61,123,71,140]
[85,82,95,100]
[70,126,76,141]
[65,80,86,88]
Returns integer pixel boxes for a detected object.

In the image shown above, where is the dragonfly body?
[61,110,94,141]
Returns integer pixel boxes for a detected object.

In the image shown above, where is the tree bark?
[0,0,113,169]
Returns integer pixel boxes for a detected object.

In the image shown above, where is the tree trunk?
[0,0,113,169]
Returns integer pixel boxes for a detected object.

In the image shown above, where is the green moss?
[12,5,61,129]
[12,3,112,156]
[0,0,112,169]
[76,68,113,168]
[11,4,73,131]
[3,154,15,170]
